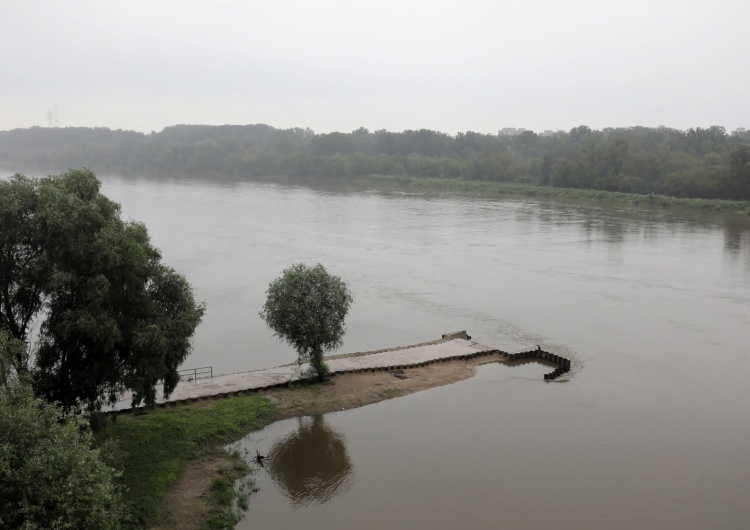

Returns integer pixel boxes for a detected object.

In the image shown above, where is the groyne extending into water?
[110,332,573,412]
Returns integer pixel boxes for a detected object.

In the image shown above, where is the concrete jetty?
[111,332,497,411]
[110,332,574,411]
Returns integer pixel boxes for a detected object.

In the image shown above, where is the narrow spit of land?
[150,352,508,530]
[108,336,571,529]
[112,334,496,411]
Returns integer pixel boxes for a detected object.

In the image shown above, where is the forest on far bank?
[2,123,749,201]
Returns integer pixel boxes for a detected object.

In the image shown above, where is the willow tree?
[0,169,205,410]
[259,263,353,380]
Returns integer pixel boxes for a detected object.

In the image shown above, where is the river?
[97,176,750,528]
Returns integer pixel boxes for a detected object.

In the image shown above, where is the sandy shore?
[152,353,506,529]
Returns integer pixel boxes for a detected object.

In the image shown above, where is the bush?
[0,382,125,529]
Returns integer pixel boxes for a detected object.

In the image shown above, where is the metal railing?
[177,366,212,383]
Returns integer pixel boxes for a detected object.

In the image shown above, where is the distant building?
[733,127,747,134]
[499,128,529,136]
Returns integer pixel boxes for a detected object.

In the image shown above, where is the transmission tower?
[46,101,59,127]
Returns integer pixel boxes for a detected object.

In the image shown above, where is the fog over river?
[100,175,749,529]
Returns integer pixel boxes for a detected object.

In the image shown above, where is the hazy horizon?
[1,122,745,137]
[3,1,749,135]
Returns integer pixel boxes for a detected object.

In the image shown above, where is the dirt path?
[151,353,506,529]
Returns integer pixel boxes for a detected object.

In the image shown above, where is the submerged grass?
[95,395,276,529]
[200,464,257,530]
[358,174,750,215]
[125,171,750,216]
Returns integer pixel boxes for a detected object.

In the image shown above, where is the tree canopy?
[0,330,25,391]
[0,379,125,530]
[0,169,205,410]
[2,124,750,201]
[259,263,353,380]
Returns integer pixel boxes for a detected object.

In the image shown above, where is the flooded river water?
[98,176,750,529]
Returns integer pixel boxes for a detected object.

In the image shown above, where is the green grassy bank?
[356,174,750,215]
[98,169,750,217]
[95,395,277,529]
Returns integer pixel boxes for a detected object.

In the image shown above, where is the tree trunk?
[309,348,329,380]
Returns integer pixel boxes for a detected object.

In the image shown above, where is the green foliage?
[4,124,750,202]
[728,145,750,200]
[0,381,125,530]
[260,263,354,380]
[95,394,276,529]
[362,175,750,214]
[0,330,26,389]
[0,174,45,345]
[200,468,256,530]
[0,169,205,411]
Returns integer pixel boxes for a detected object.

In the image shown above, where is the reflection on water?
[266,415,353,505]
[723,220,750,270]
[236,360,750,529]
[76,175,750,528]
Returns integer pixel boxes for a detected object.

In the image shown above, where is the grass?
[200,465,257,530]
[379,387,405,399]
[357,174,750,215]
[95,395,277,529]
[116,169,750,216]
[287,377,336,391]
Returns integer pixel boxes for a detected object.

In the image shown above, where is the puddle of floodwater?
[230,362,559,528]
[232,362,551,509]
[231,359,750,529]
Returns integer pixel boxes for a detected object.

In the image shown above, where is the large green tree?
[0,169,205,410]
[0,378,125,530]
[259,263,353,380]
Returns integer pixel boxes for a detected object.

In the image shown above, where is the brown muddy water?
[95,176,749,528]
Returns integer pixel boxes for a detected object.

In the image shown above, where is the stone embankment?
[505,346,572,380]
[110,332,573,412]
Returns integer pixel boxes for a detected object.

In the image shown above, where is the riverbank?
[109,334,490,410]
[355,174,750,216]
[41,168,749,218]
[144,171,750,217]
[104,353,505,530]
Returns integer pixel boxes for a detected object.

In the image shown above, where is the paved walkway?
[112,335,499,411]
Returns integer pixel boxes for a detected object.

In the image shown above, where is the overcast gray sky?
[2,0,748,134]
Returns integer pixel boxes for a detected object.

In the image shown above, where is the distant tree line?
[2,123,749,201]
